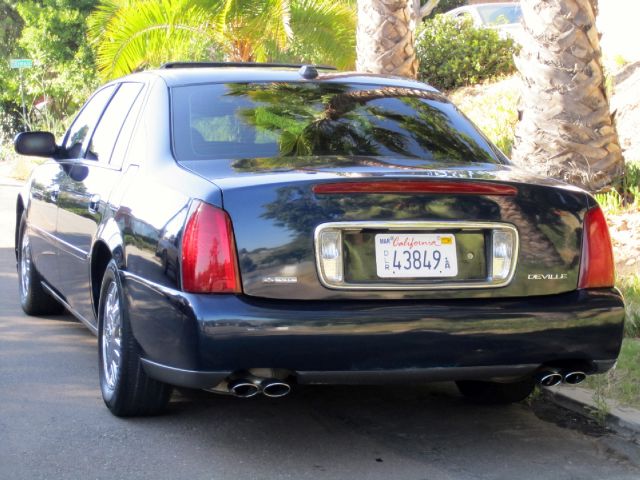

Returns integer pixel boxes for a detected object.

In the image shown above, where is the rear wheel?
[456,378,535,405]
[17,214,64,316]
[98,260,172,416]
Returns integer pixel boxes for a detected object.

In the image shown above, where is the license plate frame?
[374,233,458,278]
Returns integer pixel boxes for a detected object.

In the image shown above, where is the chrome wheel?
[20,233,32,302]
[102,281,122,390]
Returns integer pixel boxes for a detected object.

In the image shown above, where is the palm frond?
[89,0,218,80]
[289,0,356,69]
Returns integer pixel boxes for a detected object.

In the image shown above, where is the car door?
[56,82,144,323]
[26,161,66,287]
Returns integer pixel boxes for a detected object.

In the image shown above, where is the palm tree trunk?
[511,0,624,192]
[356,0,418,78]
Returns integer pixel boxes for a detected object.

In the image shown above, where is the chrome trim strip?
[314,221,519,290]
[41,282,98,335]
[30,224,88,260]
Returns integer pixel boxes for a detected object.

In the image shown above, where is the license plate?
[375,233,458,278]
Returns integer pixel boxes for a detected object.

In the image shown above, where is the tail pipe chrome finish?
[228,379,260,398]
[563,371,587,385]
[261,380,291,398]
[536,370,563,387]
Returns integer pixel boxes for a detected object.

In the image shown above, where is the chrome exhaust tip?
[536,371,563,387]
[261,380,291,398]
[228,379,260,398]
[564,371,587,385]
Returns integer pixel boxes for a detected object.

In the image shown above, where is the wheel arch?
[91,218,125,319]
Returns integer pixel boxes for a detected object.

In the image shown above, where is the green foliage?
[595,161,640,214]
[594,190,624,214]
[449,76,519,156]
[88,0,218,80]
[619,274,640,338]
[88,0,356,81]
[0,0,99,136]
[416,14,518,91]
[584,339,640,411]
[428,0,467,17]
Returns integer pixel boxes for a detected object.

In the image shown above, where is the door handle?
[88,194,101,214]
[49,185,60,203]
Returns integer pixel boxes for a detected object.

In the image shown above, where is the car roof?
[449,2,519,10]
[122,66,439,92]
[466,2,519,7]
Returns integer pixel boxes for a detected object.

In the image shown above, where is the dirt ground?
[608,211,640,277]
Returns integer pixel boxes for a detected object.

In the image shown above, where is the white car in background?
[446,2,524,43]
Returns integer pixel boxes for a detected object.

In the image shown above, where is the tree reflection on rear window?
[171,82,505,165]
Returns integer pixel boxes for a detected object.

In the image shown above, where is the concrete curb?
[544,385,640,442]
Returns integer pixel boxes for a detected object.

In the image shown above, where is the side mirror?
[14,131,59,157]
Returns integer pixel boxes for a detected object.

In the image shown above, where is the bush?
[416,14,518,91]
[429,0,467,17]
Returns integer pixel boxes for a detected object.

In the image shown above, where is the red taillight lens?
[312,181,517,196]
[181,201,241,293]
[578,206,615,289]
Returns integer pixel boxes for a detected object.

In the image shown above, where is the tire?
[456,378,535,405]
[98,260,172,416]
[17,214,64,316]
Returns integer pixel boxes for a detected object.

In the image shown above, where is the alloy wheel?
[102,281,122,390]
[19,233,32,302]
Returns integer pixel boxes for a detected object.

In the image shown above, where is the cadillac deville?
[14,63,625,416]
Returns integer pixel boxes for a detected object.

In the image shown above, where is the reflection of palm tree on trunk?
[493,197,564,267]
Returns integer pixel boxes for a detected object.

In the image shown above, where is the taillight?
[578,206,615,289]
[312,181,517,196]
[181,201,241,293]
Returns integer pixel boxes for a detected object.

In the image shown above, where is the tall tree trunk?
[356,0,418,78]
[512,0,624,192]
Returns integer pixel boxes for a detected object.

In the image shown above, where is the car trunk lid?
[181,157,588,300]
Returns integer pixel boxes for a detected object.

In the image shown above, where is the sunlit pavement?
[1,181,639,480]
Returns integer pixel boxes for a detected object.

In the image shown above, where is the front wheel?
[98,260,172,416]
[456,378,536,405]
[17,214,64,316]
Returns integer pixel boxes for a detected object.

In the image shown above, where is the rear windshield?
[171,82,505,164]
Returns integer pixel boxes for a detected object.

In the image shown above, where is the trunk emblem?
[262,276,298,284]
[527,274,568,280]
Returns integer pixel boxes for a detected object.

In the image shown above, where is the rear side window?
[171,82,504,165]
[63,85,116,158]
[87,82,144,164]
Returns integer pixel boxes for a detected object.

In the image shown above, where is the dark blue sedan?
[14,63,624,416]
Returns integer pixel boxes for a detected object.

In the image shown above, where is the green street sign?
[10,59,33,69]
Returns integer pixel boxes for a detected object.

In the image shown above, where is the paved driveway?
[1,181,639,480]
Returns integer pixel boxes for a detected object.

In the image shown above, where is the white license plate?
[375,233,458,278]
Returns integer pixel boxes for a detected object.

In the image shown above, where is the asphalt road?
[1,181,640,480]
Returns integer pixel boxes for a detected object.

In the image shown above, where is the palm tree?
[88,0,356,80]
[355,0,418,78]
[511,0,624,191]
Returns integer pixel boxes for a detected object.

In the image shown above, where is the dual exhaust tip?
[536,369,587,387]
[228,377,291,398]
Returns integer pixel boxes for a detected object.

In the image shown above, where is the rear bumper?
[121,273,625,389]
